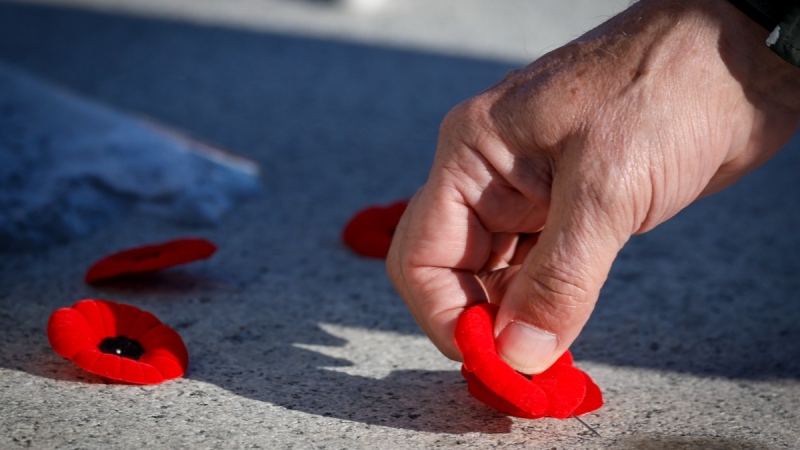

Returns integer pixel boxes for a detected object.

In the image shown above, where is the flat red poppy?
[47,299,189,384]
[85,238,217,283]
[455,302,603,419]
[342,200,408,258]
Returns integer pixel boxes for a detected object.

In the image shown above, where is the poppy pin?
[455,302,603,419]
[342,200,408,258]
[84,238,217,284]
[47,299,189,384]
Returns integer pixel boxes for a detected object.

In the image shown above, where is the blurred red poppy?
[47,299,189,384]
[455,302,603,419]
[84,238,217,283]
[342,200,408,258]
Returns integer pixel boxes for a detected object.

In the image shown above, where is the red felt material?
[573,373,604,417]
[342,200,408,258]
[84,238,217,283]
[47,299,189,384]
[454,303,603,418]
[461,367,546,419]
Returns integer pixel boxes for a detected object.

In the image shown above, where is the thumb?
[494,165,634,374]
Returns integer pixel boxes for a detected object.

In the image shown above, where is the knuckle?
[441,96,493,137]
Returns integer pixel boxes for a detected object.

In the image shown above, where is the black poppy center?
[99,336,145,360]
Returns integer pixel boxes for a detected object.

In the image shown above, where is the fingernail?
[496,321,558,374]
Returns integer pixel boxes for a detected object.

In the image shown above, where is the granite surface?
[0,1,798,449]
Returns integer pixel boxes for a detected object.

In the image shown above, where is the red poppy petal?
[572,372,604,416]
[84,264,123,284]
[140,351,186,381]
[455,302,603,418]
[529,356,588,419]
[113,357,142,383]
[72,298,120,338]
[138,326,189,368]
[343,211,393,258]
[95,353,124,380]
[461,367,547,419]
[71,348,104,376]
[139,361,169,384]
[454,303,553,415]
[134,239,216,272]
[342,200,408,258]
[113,303,162,340]
[552,351,574,366]
[47,308,98,358]
[84,238,217,283]
[346,233,393,258]
[381,201,408,227]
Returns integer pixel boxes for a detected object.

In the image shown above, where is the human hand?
[387,0,800,374]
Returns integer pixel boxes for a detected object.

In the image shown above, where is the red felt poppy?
[455,302,603,419]
[47,299,189,384]
[342,200,408,258]
[84,238,217,283]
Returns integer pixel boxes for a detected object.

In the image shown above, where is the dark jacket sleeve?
[728,0,800,68]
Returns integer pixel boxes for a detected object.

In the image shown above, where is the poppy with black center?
[47,299,189,384]
[84,238,217,283]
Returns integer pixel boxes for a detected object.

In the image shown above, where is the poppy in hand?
[85,238,217,283]
[47,299,189,384]
[455,303,602,418]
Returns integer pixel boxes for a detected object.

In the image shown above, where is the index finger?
[386,175,493,361]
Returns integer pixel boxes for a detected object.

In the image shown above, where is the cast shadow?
[613,434,766,450]
[84,270,242,296]
[168,278,518,434]
[206,362,515,434]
